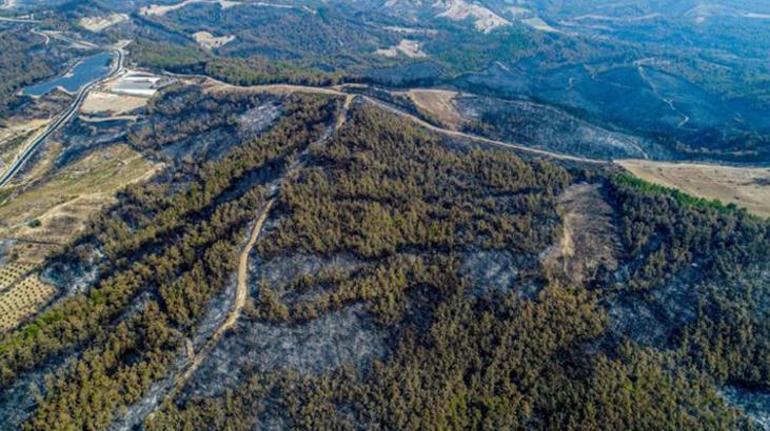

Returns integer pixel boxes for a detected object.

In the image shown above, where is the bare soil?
[405,89,464,130]
[80,91,148,116]
[542,183,621,284]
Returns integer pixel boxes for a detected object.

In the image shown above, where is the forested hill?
[0,85,768,429]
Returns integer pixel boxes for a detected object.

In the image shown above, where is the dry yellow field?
[0,144,162,263]
[619,159,770,219]
[405,89,464,130]
[81,91,148,116]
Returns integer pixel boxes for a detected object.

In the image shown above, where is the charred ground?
[0,85,768,430]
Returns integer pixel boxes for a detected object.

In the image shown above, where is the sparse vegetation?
[0,144,161,264]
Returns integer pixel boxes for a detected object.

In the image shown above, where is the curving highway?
[0,48,124,188]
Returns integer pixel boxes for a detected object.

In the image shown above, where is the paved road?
[0,48,124,188]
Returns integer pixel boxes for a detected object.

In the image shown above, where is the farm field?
[0,142,159,330]
[0,273,56,332]
[619,159,770,218]
[0,262,34,291]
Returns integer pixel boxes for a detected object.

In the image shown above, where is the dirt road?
[362,96,607,165]
[170,198,274,396]
[152,90,354,407]
[200,77,607,165]
[176,71,604,164]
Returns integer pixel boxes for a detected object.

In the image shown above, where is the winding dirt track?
[362,96,607,165]
[169,198,274,397]
[159,92,353,404]
[199,76,607,165]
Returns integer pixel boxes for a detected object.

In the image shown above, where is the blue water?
[22,52,113,97]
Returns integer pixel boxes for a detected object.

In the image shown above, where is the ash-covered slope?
[1,85,769,430]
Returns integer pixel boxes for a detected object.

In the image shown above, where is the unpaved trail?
[169,198,274,397]
[362,96,608,165]
[141,92,353,419]
[187,73,607,164]
[336,95,354,131]
[541,183,621,283]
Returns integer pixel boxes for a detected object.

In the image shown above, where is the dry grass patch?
[193,31,236,50]
[0,144,162,263]
[404,89,464,130]
[0,119,49,173]
[81,91,148,116]
[78,13,128,32]
[140,0,241,16]
[619,159,770,219]
[375,39,427,58]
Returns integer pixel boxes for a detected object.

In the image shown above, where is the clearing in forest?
[619,159,770,219]
[404,89,464,130]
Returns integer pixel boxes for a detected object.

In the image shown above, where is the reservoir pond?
[22,52,113,97]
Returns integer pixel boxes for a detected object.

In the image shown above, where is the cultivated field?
[0,273,56,331]
[619,159,770,218]
[0,144,159,330]
[0,262,34,291]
